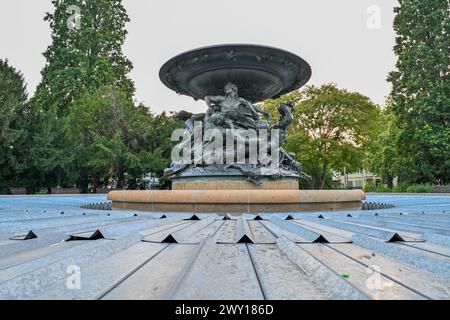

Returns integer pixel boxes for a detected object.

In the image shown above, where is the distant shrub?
[0,186,10,195]
[363,182,392,192]
[393,183,408,193]
[35,189,49,195]
[364,182,434,193]
[405,184,434,193]
[376,185,392,192]
[363,182,377,192]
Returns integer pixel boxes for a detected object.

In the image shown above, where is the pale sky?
[0,0,398,114]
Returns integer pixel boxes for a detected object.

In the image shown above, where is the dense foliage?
[386,0,449,184]
[366,100,399,189]
[263,84,382,189]
[34,0,134,116]
[0,0,179,194]
[2,0,448,193]
[0,60,29,193]
[66,86,179,190]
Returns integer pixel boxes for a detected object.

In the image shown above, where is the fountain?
[108,44,365,213]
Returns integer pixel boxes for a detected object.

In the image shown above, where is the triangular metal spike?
[312,235,330,243]
[161,234,179,243]
[185,214,200,220]
[68,229,105,241]
[236,234,255,244]
[90,230,105,240]
[387,233,405,242]
[10,230,38,241]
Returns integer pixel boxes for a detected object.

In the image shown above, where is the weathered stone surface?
[108,190,366,214]
[172,176,299,190]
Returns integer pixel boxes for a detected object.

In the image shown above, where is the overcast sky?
[0,0,398,114]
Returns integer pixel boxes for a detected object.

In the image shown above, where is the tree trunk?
[78,178,90,194]
[387,174,393,189]
[57,170,61,188]
[117,171,125,189]
[91,177,99,189]
[320,160,327,190]
[309,177,315,189]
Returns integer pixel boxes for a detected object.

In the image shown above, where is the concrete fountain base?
[107,189,365,214]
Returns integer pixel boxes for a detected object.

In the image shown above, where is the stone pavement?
[0,194,449,299]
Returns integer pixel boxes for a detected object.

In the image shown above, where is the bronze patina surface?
[159,44,311,103]
[110,44,367,213]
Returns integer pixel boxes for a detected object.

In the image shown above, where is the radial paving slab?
[0,194,449,300]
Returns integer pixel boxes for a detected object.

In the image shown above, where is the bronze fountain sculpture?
[108,44,365,213]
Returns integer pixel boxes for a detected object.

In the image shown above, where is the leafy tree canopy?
[388,0,449,184]
[0,59,29,191]
[34,0,134,116]
[66,86,179,190]
[263,84,381,189]
[23,0,136,191]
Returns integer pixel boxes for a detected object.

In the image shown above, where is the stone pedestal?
[172,176,299,190]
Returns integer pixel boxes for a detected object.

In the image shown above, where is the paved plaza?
[0,194,449,299]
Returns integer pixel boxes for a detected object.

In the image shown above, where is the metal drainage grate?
[361,202,394,210]
[81,202,112,211]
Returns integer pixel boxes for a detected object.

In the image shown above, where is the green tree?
[34,0,134,116]
[366,103,399,189]
[388,0,450,184]
[28,0,135,190]
[264,84,381,189]
[66,86,178,190]
[0,60,29,193]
